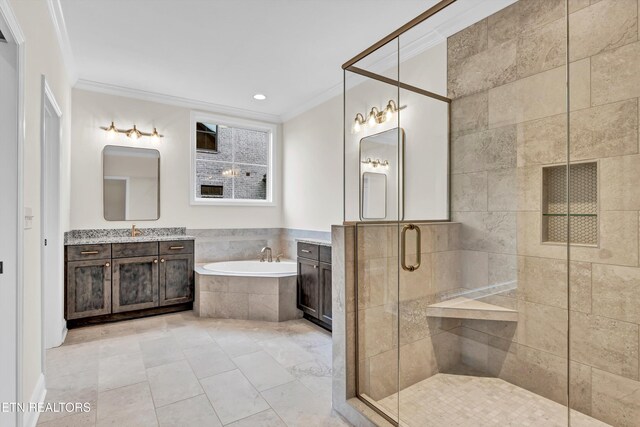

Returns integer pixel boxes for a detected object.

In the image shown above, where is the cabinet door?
[159,254,194,306]
[319,262,332,328]
[297,258,320,318]
[66,259,112,319]
[112,256,159,313]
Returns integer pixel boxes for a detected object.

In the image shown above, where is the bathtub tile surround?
[189,228,331,263]
[195,273,300,322]
[65,227,192,245]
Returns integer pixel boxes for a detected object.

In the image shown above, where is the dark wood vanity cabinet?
[297,242,332,331]
[65,240,194,326]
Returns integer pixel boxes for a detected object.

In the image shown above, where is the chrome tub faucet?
[260,246,273,262]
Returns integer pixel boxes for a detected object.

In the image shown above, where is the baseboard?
[23,373,46,427]
[60,323,68,345]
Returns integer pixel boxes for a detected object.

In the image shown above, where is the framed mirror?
[359,128,404,221]
[103,145,160,221]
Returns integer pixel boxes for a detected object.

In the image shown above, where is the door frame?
[0,0,25,425]
[40,75,64,355]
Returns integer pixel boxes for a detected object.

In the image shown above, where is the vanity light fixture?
[100,122,164,141]
[352,100,404,133]
[361,158,389,168]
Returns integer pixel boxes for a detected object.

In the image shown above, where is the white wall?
[70,89,282,230]
[282,95,343,232]
[7,0,73,404]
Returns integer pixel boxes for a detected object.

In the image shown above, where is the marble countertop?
[65,234,195,246]
[295,238,332,247]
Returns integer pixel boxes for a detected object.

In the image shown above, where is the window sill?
[191,198,276,207]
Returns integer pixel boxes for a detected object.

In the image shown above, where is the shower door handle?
[401,224,421,272]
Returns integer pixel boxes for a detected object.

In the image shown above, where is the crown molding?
[74,79,283,124]
[0,0,25,43]
[46,0,78,84]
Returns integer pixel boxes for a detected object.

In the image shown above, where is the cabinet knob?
[154,259,158,264]
[160,259,165,263]
[105,262,110,267]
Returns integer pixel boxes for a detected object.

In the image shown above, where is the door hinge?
[0,261,3,274]
[44,239,48,246]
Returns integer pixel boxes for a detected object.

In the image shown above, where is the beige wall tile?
[517,113,566,166]
[591,368,640,427]
[488,168,517,211]
[488,253,518,287]
[601,154,640,211]
[452,125,517,174]
[448,40,517,98]
[519,0,565,31]
[399,337,438,389]
[517,300,568,357]
[357,225,397,260]
[517,166,542,211]
[432,251,461,293]
[451,91,489,137]
[570,311,639,380]
[358,304,397,359]
[488,2,520,48]
[461,250,489,289]
[569,0,591,13]
[569,0,638,62]
[451,172,488,212]
[518,256,592,312]
[462,318,518,344]
[592,263,640,324]
[592,41,640,105]
[571,99,639,161]
[447,19,488,68]
[358,257,398,309]
[368,348,398,400]
[517,18,566,79]
[570,361,593,415]
[572,211,639,267]
[399,253,431,302]
[517,211,567,259]
[455,211,517,254]
[489,59,590,128]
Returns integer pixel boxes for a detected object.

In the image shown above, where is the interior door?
[0,19,19,427]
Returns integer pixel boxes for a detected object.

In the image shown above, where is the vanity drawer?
[297,242,319,260]
[159,240,194,255]
[67,244,111,261]
[319,245,332,264]
[112,242,158,258]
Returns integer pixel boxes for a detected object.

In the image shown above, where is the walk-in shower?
[341,0,640,425]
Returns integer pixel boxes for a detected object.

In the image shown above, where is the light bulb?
[367,111,376,127]
[105,122,117,139]
[151,128,161,142]
[385,107,393,122]
[353,119,361,133]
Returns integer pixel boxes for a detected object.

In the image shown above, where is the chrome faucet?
[131,224,142,237]
[260,247,273,262]
[275,253,283,263]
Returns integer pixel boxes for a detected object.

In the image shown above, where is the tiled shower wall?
[448,0,640,425]
[188,228,331,263]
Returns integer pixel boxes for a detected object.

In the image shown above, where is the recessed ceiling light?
[253,93,266,100]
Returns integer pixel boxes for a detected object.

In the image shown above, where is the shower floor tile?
[377,373,609,427]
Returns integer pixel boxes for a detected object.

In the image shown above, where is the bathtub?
[201,260,297,277]
[195,260,302,322]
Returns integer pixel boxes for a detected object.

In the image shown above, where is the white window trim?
[190,111,277,206]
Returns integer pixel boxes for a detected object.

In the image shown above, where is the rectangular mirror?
[362,172,387,219]
[103,145,160,221]
[359,128,403,221]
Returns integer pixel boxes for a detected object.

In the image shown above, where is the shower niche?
[542,162,598,246]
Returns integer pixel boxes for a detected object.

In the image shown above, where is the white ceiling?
[58,0,442,121]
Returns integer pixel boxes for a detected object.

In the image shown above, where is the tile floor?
[377,373,610,427]
[37,311,348,427]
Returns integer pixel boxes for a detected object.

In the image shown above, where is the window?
[191,113,275,205]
